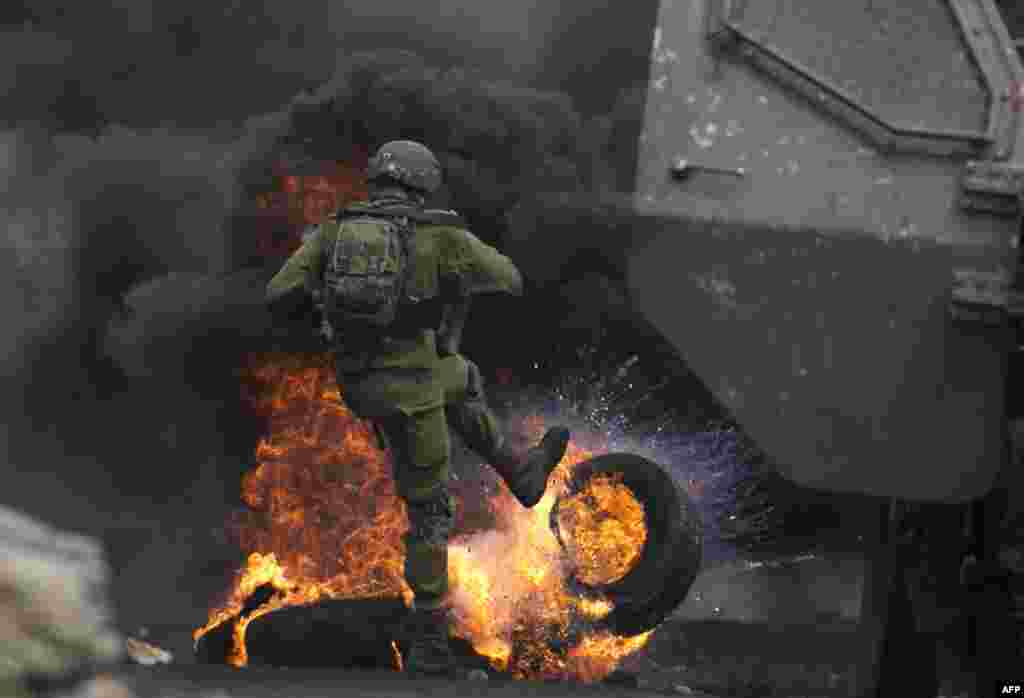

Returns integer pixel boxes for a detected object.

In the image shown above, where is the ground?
[124,618,865,698]
[109,664,696,698]
[114,551,987,698]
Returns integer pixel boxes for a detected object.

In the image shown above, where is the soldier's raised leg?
[440,356,569,509]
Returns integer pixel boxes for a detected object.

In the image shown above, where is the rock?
[124,638,173,666]
[0,505,123,696]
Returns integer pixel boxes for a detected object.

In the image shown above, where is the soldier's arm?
[436,227,523,354]
[443,228,524,297]
[437,295,471,356]
[265,226,326,320]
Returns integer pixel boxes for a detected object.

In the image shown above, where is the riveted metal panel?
[627,0,1022,500]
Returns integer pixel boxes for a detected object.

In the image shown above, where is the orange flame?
[557,474,646,586]
[199,155,653,679]
[192,353,411,666]
[193,354,654,680]
[446,431,650,679]
[255,159,369,258]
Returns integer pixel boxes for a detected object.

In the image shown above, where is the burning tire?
[552,452,702,637]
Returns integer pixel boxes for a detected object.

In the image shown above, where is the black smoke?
[0,0,663,646]
[219,47,657,372]
[0,0,659,132]
[0,1,335,130]
[0,0,875,657]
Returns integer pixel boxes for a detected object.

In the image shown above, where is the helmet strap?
[368,182,425,207]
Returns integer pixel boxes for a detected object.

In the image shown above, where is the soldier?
[265,140,570,676]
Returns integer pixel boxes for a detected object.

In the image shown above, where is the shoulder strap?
[338,204,466,227]
[416,209,466,226]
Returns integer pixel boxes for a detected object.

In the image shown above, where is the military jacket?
[265,202,522,371]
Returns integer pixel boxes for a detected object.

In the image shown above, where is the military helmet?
[366,140,442,195]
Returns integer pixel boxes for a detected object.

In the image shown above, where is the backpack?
[320,212,414,336]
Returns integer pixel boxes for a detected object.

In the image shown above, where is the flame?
[192,353,412,667]
[447,432,655,680]
[254,156,369,258]
[566,631,654,684]
[193,355,655,680]
[557,474,646,586]
[198,153,655,679]
[391,641,403,672]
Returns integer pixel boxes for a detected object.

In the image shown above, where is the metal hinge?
[950,267,1024,325]
[959,161,1024,217]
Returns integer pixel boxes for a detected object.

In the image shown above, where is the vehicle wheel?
[551,452,703,636]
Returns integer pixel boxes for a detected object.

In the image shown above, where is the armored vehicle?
[503,1,1024,695]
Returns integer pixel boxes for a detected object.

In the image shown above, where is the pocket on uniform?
[437,355,470,405]
[405,407,450,471]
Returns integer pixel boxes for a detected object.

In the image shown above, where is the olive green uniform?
[265,202,522,608]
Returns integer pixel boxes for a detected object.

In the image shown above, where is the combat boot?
[444,359,571,510]
[490,427,571,509]
[403,604,456,677]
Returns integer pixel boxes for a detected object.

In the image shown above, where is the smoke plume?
[0,0,660,639]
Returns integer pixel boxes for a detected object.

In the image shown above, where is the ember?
[193,353,655,681]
